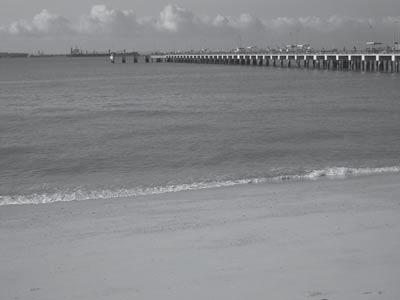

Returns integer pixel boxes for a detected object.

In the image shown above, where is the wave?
[1,166,399,206]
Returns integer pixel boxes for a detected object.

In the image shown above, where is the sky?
[1,0,400,53]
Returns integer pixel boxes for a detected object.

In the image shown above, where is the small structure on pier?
[109,52,115,63]
[107,50,140,63]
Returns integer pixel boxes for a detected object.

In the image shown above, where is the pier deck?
[150,53,400,72]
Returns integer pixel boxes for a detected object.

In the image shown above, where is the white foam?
[302,166,400,179]
[1,166,399,206]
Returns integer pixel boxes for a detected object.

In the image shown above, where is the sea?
[1,56,399,206]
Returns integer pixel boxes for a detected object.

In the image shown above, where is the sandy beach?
[1,174,400,300]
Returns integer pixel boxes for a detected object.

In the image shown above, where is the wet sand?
[1,174,400,300]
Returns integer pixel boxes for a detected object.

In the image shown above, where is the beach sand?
[1,174,400,300]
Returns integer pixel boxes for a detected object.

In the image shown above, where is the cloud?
[152,5,271,36]
[382,16,400,26]
[3,9,72,36]
[155,4,198,32]
[1,4,400,50]
[225,14,265,31]
[79,5,140,35]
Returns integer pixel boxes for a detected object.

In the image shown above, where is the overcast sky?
[1,0,400,53]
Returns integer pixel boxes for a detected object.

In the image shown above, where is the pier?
[150,53,400,72]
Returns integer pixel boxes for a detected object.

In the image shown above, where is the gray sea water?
[1,57,399,205]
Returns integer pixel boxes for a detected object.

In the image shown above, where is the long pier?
[150,53,400,72]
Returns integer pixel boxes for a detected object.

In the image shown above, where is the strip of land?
[1,174,400,300]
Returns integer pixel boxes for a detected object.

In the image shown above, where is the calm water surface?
[1,57,399,205]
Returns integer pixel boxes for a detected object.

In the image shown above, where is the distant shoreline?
[0,53,144,58]
[0,52,29,58]
[0,54,105,58]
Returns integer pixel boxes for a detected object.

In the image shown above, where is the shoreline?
[2,165,400,206]
[1,173,400,299]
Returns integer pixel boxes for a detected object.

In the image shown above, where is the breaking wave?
[1,166,399,206]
